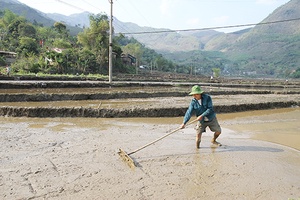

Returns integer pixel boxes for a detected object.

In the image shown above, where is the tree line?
[0,9,184,77]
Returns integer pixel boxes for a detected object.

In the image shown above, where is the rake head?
[118,148,136,168]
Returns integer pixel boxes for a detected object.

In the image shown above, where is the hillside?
[113,18,223,52]
[0,0,207,53]
[0,0,54,27]
[0,0,224,52]
[204,0,300,76]
[1,0,300,78]
[46,12,91,28]
[206,0,300,51]
[0,0,83,36]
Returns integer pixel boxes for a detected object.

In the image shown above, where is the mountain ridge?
[1,0,300,78]
[0,0,83,35]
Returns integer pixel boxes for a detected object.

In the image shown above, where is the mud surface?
[0,108,299,199]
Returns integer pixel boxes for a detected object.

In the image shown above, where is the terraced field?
[0,80,299,117]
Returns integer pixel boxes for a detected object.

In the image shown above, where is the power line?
[114,0,166,45]
[126,0,153,28]
[56,0,104,15]
[118,17,300,35]
[80,0,102,11]
[113,1,146,35]
[55,0,85,12]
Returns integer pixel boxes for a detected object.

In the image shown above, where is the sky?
[17,0,291,33]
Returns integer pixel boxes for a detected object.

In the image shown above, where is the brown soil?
[0,108,299,200]
[1,78,300,199]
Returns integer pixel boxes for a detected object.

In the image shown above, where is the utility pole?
[108,0,113,83]
[136,58,138,75]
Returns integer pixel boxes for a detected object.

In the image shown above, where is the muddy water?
[219,107,300,151]
[1,107,299,199]
[1,107,299,150]
[122,107,300,150]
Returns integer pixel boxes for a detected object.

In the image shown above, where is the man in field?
[180,85,222,148]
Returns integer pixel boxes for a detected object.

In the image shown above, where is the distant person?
[6,66,11,76]
[180,85,222,148]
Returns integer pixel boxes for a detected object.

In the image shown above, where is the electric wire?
[111,0,132,34]
[118,17,300,35]
[81,0,102,11]
[46,0,297,38]
[114,0,166,46]
[126,0,153,27]
[113,0,146,36]
[55,0,85,12]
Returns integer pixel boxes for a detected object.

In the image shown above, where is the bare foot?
[211,140,222,146]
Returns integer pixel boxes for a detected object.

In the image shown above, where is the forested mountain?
[0,0,82,35]
[126,0,300,78]
[204,0,300,77]
[116,0,300,78]
[112,18,223,52]
[1,0,300,78]
[0,0,54,26]
[0,6,179,77]
[46,12,91,29]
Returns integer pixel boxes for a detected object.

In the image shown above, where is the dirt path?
[0,108,299,199]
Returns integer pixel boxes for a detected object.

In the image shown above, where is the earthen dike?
[0,77,299,118]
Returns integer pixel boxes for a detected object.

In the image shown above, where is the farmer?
[180,85,222,148]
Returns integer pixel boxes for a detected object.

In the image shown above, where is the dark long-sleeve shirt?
[183,93,216,124]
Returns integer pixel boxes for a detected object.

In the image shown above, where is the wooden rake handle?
[128,118,198,155]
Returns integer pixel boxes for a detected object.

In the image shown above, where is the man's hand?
[180,124,185,129]
[197,115,203,121]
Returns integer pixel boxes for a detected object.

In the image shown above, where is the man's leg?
[210,117,222,146]
[211,131,221,145]
[196,132,202,149]
[195,121,205,148]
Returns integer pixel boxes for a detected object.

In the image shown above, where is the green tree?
[53,22,71,41]
[18,36,38,55]
[12,53,39,74]
[122,43,143,66]
[7,17,26,38]
[0,56,5,66]
[18,23,36,38]
[212,68,221,78]
[291,67,300,78]
[54,22,66,34]
[77,49,97,74]
[77,14,110,73]
[53,39,72,49]
[1,10,18,27]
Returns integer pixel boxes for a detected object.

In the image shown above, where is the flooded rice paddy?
[0,107,299,199]
[0,80,300,199]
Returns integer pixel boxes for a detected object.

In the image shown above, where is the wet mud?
[1,79,299,199]
[0,108,299,199]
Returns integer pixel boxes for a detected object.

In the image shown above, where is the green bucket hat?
[189,85,204,95]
